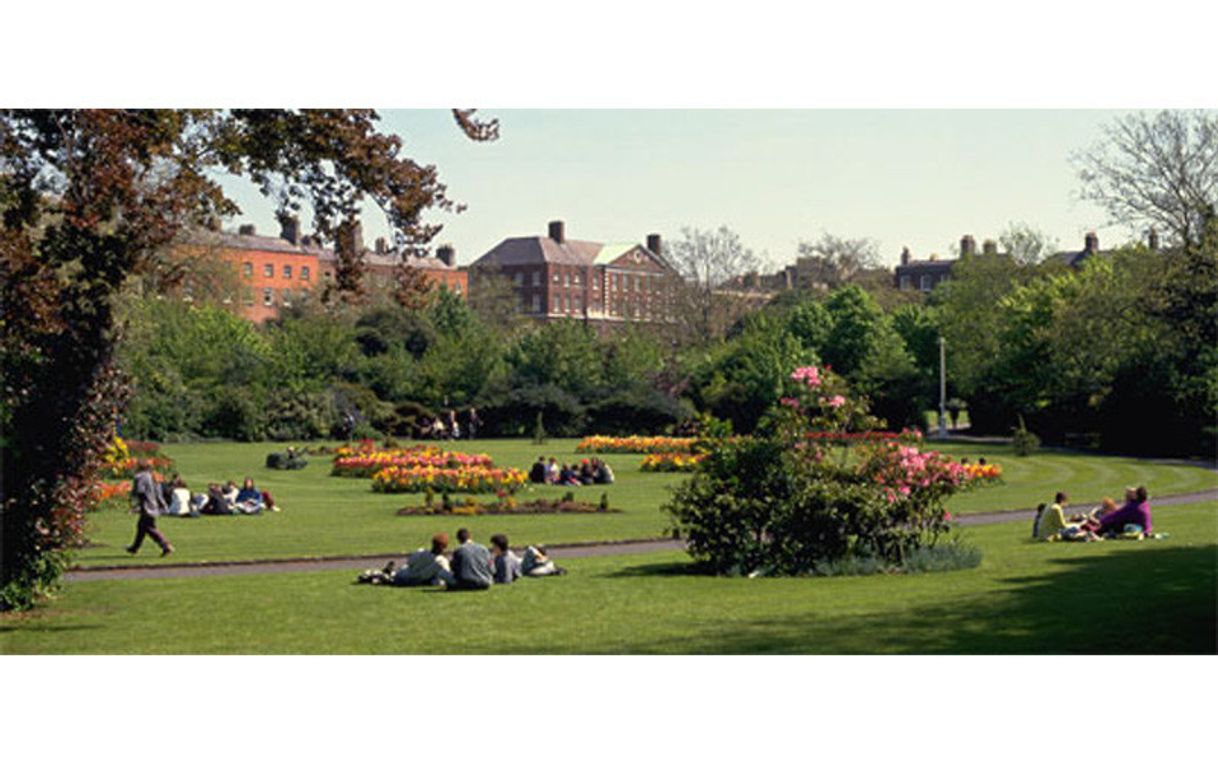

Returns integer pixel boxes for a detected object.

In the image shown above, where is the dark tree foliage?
[0,108,496,609]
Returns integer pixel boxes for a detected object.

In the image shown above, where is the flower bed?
[576,435,697,454]
[101,436,175,479]
[332,446,494,478]
[640,453,707,472]
[398,497,618,516]
[961,463,1002,483]
[371,464,527,494]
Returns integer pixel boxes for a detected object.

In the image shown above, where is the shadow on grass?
[605,560,711,578]
[612,544,1218,654]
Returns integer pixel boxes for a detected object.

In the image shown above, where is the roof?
[895,259,956,274]
[184,229,459,271]
[473,236,603,267]
[594,243,639,265]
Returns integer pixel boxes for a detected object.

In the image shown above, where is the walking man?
[127,459,174,557]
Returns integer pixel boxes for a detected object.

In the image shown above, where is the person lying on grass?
[490,533,521,585]
[522,544,567,577]
[233,477,265,514]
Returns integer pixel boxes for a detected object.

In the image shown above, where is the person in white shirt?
[391,533,456,587]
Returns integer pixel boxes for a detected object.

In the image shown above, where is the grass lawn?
[5,500,1215,654]
[71,438,1217,568]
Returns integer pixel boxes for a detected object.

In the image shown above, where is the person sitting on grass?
[166,476,197,517]
[546,457,559,484]
[529,457,548,484]
[558,463,581,487]
[233,477,264,514]
[522,544,567,577]
[593,458,615,485]
[1091,485,1153,537]
[449,527,493,591]
[390,533,456,587]
[1035,492,1096,541]
[222,480,240,507]
[577,459,596,486]
[490,533,521,585]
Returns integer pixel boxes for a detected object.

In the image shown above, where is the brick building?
[180,217,466,322]
[469,220,679,324]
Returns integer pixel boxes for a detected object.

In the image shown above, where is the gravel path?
[65,489,1217,583]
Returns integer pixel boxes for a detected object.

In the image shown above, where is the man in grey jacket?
[127,460,174,556]
[448,527,492,590]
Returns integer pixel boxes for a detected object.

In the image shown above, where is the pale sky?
[221,110,1135,269]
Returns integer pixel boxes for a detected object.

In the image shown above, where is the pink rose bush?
[665,365,983,575]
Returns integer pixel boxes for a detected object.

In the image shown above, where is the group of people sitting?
[528,457,615,486]
[160,475,280,517]
[1033,486,1155,542]
[358,528,566,590]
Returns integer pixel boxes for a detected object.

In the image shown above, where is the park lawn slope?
[72,439,1216,568]
[7,500,1215,654]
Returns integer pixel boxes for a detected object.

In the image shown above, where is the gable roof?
[474,236,603,267]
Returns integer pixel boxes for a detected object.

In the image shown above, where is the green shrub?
[1013,415,1041,457]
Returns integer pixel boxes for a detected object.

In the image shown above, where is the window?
[283,264,292,279]
[531,294,541,313]
[611,273,619,291]
[281,289,293,306]
[563,272,570,287]
[553,270,560,284]
[573,294,583,312]
[553,295,561,312]
[593,276,600,289]
[454,281,462,294]
[301,266,310,281]
[573,272,581,285]
[264,263,274,278]
[532,270,541,286]
[243,289,254,306]
[899,275,911,290]
[920,274,933,292]
[514,272,524,286]
[243,262,253,278]
[262,288,273,306]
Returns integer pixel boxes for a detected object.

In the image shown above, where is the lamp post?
[938,336,947,439]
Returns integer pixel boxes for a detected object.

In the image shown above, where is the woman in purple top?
[1093,485,1152,536]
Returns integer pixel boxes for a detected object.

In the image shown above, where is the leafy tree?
[1073,110,1217,249]
[507,319,604,399]
[793,231,881,289]
[820,285,884,378]
[0,108,496,610]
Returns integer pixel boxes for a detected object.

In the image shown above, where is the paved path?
[65,489,1218,583]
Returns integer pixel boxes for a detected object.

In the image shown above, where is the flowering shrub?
[576,435,697,454]
[91,480,132,509]
[371,464,527,494]
[398,496,615,516]
[665,365,983,575]
[640,453,707,472]
[100,436,175,478]
[332,446,494,478]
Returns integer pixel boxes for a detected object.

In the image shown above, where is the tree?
[793,231,880,289]
[467,262,526,339]
[0,108,497,610]
[665,225,762,345]
[1073,110,1218,249]
[997,221,1059,266]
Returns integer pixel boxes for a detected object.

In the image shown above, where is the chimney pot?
[238,224,256,236]
[646,233,662,256]
[548,220,565,243]
[436,244,456,267]
[900,246,911,266]
[1148,229,1160,251]
[1085,231,1099,254]
[375,237,387,256]
[960,235,976,256]
[279,214,300,245]
[982,239,998,256]
[337,219,364,253]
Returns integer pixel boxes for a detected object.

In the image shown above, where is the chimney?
[982,239,998,256]
[548,220,565,243]
[960,235,976,256]
[279,214,300,245]
[206,217,222,232]
[436,244,456,267]
[900,246,911,266]
[375,237,387,256]
[1084,231,1099,254]
[646,233,662,256]
[337,219,364,253]
[1147,229,1159,251]
[238,224,256,236]
[929,253,938,261]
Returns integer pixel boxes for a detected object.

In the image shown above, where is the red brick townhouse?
[469,220,679,325]
[178,217,466,322]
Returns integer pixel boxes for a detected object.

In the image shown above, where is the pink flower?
[819,395,846,409]
[779,397,801,409]
[943,511,952,521]
[790,366,822,388]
